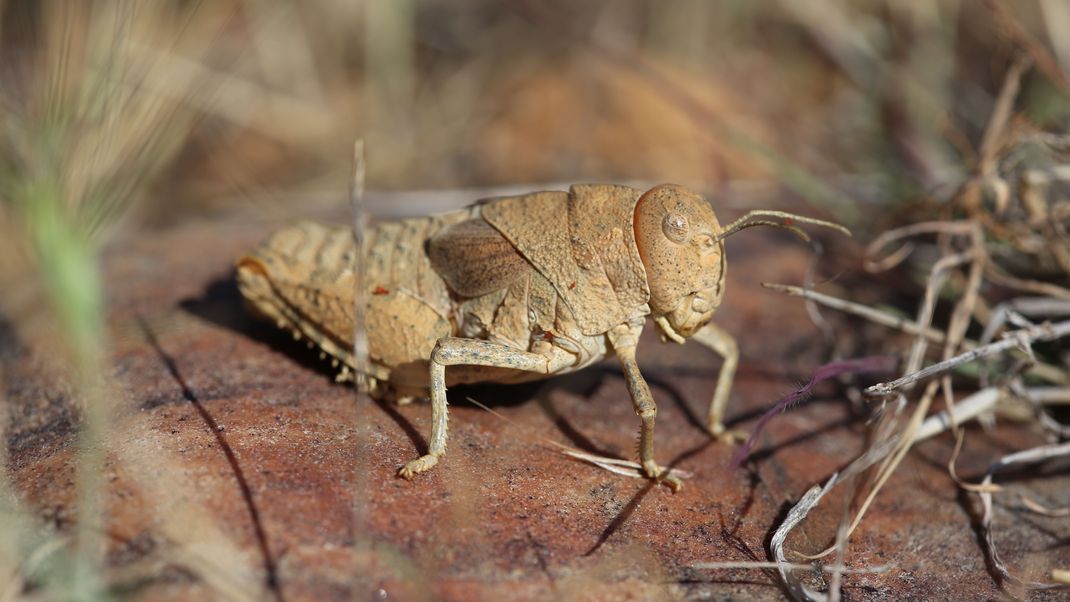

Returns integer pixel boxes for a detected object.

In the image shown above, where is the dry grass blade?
[767,415,906,592]
[799,380,939,562]
[985,263,1070,301]
[763,283,1070,385]
[977,442,1070,590]
[900,249,978,379]
[979,298,1070,346]
[1024,387,1070,404]
[913,388,1002,442]
[812,228,1003,560]
[863,221,978,271]
[763,283,950,343]
[978,54,1032,173]
[463,398,691,484]
[561,450,692,481]
[986,0,1070,98]
[770,202,1068,591]
[693,561,893,574]
[1019,496,1070,517]
[350,139,369,394]
[771,474,840,601]
[865,320,1070,396]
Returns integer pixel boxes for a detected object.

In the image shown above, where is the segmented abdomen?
[363,210,473,320]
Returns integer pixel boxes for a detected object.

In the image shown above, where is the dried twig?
[866,320,1070,396]
[463,398,691,484]
[349,139,369,393]
[986,0,1070,99]
[562,450,691,481]
[763,283,950,344]
[863,221,979,272]
[977,442,1070,590]
[912,388,1002,442]
[693,560,893,575]
[978,55,1032,174]
[771,474,840,602]
[1019,496,1070,517]
[764,283,1070,385]
[764,32,1070,597]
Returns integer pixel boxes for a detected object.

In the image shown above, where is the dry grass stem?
[987,0,1070,98]
[464,398,692,483]
[866,320,1070,396]
[768,186,1070,595]
[562,450,692,481]
[978,54,1032,172]
[977,442,1070,590]
[1019,496,1070,517]
[863,221,979,271]
[692,561,893,574]
[764,283,1070,385]
[350,139,369,394]
[763,283,950,343]
[771,474,840,601]
[913,388,1002,442]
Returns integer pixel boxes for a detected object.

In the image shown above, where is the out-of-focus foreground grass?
[1,0,1069,598]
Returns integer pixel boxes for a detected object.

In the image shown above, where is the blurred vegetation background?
[5,0,1070,232]
[2,0,1070,598]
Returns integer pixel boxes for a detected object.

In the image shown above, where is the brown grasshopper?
[236,184,847,490]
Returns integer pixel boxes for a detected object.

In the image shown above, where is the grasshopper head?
[634,184,726,339]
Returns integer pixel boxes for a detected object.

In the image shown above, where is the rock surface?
[3,198,1068,600]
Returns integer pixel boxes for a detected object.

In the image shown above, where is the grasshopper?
[236,184,847,490]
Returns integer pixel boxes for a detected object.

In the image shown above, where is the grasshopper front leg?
[607,322,682,492]
[397,337,570,479]
[690,322,746,442]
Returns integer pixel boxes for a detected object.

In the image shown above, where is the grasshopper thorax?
[633,184,726,339]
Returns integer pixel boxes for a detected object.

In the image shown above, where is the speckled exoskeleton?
[236,184,847,490]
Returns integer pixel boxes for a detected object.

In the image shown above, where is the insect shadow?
[180,277,346,378]
[179,276,619,450]
[180,277,600,397]
[181,277,848,482]
[182,279,705,457]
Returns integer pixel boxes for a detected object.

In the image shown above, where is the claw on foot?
[642,460,684,493]
[660,473,683,493]
[718,429,749,445]
[709,423,748,444]
[398,453,439,479]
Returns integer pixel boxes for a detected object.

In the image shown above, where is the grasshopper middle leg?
[397,337,568,479]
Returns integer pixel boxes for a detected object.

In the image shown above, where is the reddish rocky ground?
[3,197,1068,600]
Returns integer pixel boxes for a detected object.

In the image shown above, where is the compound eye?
[662,213,689,243]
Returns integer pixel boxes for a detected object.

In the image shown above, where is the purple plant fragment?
[729,355,898,469]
